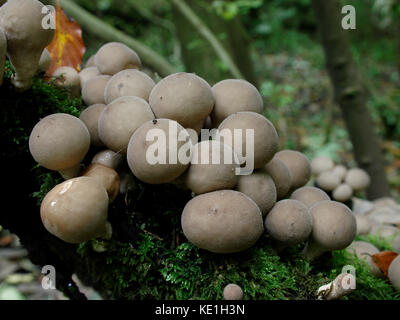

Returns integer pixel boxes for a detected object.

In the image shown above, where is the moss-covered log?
[0,65,398,300]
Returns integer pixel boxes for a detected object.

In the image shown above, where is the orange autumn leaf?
[371,251,399,277]
[46,1,85,76]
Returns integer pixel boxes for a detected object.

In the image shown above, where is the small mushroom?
[274,150,311,190]
[40,176,110,244]
[79,104,106,147]
[354,214,372,235]
[0,0,55,90]
[211,79,263,127]
[332,165,347,181]
[98,96,155,153]
[85,54,96,68]
[91,149,123,170]
[223,284,243,300]
[104,69,155,104]
[37,48,51,73]
[79,67,100,88]
[316,171,341,191]
[263,157,293,199]
[127,119,191,184]
[0,27,5,86]
[181,190,264,253]
[95,42,141,75]
[311,155,334,175]
[370,224,400,239]
[303,200,357,260]
[345,168,371,191]
[345,241,382,277]
[388,255,400,291]
[184,140,239,194]
[52,66,80,97]
[332,183,353,202]
[81,163,120,203]
[290,186,330,208]
[218,112,279,170]
[82,75,111,106]
[29,113,90,179]
[149,72,215,130]
[236,171,277,216]
[265,199,312,252]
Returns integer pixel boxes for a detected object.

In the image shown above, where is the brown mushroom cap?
[181,190,264,253]
[79,67,100,88]
[184,140,239,194]
[40,176,109,244]
[304,200,356,259]
[332,183,353,202]
[79,104,106,147]
[345,241,382,278]
[388,255,400,291]
[37,48,51,73]
[236,171,277,216]
[81,163,120,203]
[149,72,215,129]
[332,165,347,181]
[82,75,111,106]
[265,199,312,245]
[98,96,155,153]
[274,150,311,190]
[345,168,371,191]
[218,112,279,169]
[311,155,335,175]
[316,171,341,191]
[104,69,155,104]
[264,157,293,199]
[211,79,263,127]
[127,119,191,184]
[290,186,330,208]
[91,149,123,170]
[95,42,141,75]
[29,113,90,171]
[223,284,243,300]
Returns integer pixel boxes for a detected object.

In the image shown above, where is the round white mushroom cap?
[332,165,347,181]
[82,75,111,106]
[91,149,123,170]
[79,104,106,147]
[79,67,100,88]
[354,214,372,235]
[388,255,400,291]
[345,241,382,278]
[264,157,293,199]
[37,48,51,73]
[290,186,330,208]
[223,284,243,300]
[316,171,341,191]
[332,183,353,202]
[311,155,335,175]
[345,168,371,191]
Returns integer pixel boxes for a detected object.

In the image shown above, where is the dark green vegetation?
[0,63,398,300]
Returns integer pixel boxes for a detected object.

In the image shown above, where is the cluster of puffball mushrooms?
[311,155,371,203]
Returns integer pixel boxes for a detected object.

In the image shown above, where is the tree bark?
[311,0,391,199]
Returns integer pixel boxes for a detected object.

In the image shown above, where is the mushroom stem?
[58,163,81,180]
[302,238,327,260]
[101,221,113,240]
[317,273,356,300]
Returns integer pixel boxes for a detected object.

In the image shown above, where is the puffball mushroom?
[104,69,155,104]
[29,113,90,178]
[91,149,123,170]
[82,75,111,106]
[0,27,5,86]
[345,241,382,277]
[211,79,263,127]
[85,54,96,68]
[184,140,239,194]
[149,72,215,130]
[316,171,341,191]
[236,171,277,216]
[81,164,120,203]
[345,168,371,191]
[265,199,312,252]
[52,66,80,97]
[332,183,353,202]
[95,42,141,75]
[311,155,335,175]
[37,48,51,73]
[0,0,55,91]
[181,190,264,253]
[40,177,110,244]
[264,157,293,199]
[290,186,330,208]
[127,119,191,184]
[79,67,100,88]
[332,165,347,181]
[218,112,279,170]
[354,214,372,235]
[275,150,311,190]
[98,96,155,153]
[303,201,357,260]
[388,255,400,291]
[79,104,106,147]
[370,224,400,239]
[223,284,243,300]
